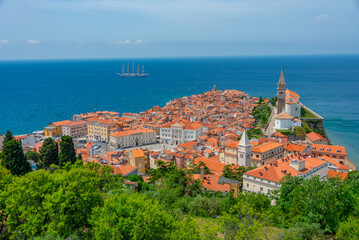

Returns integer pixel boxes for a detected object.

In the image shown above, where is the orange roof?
[178,141,198,150]
[52,120,72,126]
[111,164,138,175]
[245,155,327,183]
[225,141,239,149]
[251,142,284,153]
[284,143,306,153]
[311,144,347,155]
[306,132,327,143]
[328,170,347,181]
[194,156,225,174]
[131,149,145,158]
[192,174,230,192]
[63,120,87,127]
[275,112,294,119]
[86,117,116,125]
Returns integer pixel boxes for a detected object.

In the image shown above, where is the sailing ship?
[117,63,149,77]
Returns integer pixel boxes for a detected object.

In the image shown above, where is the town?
[1,69,355,196]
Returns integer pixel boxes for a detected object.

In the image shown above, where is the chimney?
[200,166,205,180]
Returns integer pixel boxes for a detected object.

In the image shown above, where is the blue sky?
[0,0,359,59]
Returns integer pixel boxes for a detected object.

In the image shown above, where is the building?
[306,132,328,145]
[311,144,347,162]
[160,121,203,145]
[0,134,4,151]
[109,127,156,148]
[237,131,251,167]
[251,142,284,166]
[243,154,329,194]
[62,121,88,138]
[129,148,149,174]
[274,112,301,130]
[285,90,301,118]
[277,69,286,114]
[44,120,72,137]
[87,117,117,142]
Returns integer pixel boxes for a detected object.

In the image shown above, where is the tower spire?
[279,67,286,85]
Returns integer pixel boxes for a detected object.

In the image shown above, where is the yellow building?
[44,120,72,137]
[129,149,149,174]
[87,117,117,142]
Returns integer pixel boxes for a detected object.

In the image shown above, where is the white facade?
[275,112,301,130]
[285,102,301,118]
[62,121,88,138]
[237,131,252,167]
[243,157,329,195]
[110,128,156,148]
[160,122,203,145]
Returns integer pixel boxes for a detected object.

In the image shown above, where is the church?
[275,69,302,130]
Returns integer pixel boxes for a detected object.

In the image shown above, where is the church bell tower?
[238,130,251,167]
[277,68,286,114]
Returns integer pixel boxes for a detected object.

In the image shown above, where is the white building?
[275,112,301,130]
[285,89,301,118]
[160,121,203,145]
[62,121,88,138]
[110,127,156,148]
[237,131,252,167]
[243,154,329,195]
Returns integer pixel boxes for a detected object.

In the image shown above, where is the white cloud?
[115,40,131,44]
[114,40,148,44]
[315,14,330,20]
[0,40,8,45]
[27,39,40,44]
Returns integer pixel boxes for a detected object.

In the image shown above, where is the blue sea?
[1,55,359,164]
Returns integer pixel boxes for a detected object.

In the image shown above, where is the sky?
[0,0,359,60]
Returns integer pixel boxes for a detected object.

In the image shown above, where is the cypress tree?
[59,136,76,166]
[1,139,31,176]
[3,130,14,145]
[40,138,59,167]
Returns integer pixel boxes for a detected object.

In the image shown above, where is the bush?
[188,195,222,217]
[336,216,359,240]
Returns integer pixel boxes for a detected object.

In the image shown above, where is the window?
[260,187,263,192]
[246,183,249,187]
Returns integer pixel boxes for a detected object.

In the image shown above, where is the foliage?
[0,163,122,239]
[40,138,59,168]
[336,216,359,240]
[220,198,265,240]
[3,130,14,145]
[187,161,213,175]
[90,193,179,240]
[25,150,40,162]
[58,136,77,166]
[269,97,277,107]
[252,103,271,128]
[246,128,263,139]
[272,175,359,234]
[294,127,306,137]
[0,139,31,176]
[276,129,292,136]
[301,107,318,119]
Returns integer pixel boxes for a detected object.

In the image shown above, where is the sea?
[0,55,358,164]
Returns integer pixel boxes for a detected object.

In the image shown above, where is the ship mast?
[127,62,129,74]
[122,64,125,74]
[142,65,145,74]
[132,62,135,74]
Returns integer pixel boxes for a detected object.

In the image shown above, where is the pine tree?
[1,139,31,176]
[3,130,13,145]
[59,136,76,166]
[40,138,59,167]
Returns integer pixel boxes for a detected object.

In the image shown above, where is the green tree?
[90,193,176,240]
[40,138,59,167]
[58,136,76,166]
[25,150,40,162]
[336,216,359,240]
[3,130,14,145]
[77,153,82,161]
[1,139,31,176]
[1,163,114,239]
[187,161,213,175]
